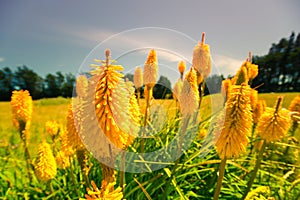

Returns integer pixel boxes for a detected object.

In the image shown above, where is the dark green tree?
[44,73,60,97]
[153,76,172,99]
[61,73,75,98]
[124,73,134,82]
[252,32,300,92]
[0,67,14,100]
[204,74,224,95]
[14,66,43,99]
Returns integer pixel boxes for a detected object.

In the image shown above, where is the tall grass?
[0,92,299,199]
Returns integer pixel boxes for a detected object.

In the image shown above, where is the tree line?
[1,32,298,101]
[0,66,75,101]
[252,32,300,92]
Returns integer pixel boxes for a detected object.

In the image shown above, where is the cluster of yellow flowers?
[216,57,292,160]
[215,56,258,159]
[34,141,57,182]
[179,68,199,116]
[93,54,136,150]
[45,120,60,137]
[85,180,123,200]
[11,90,33,140]
[9,32,299,199]
[256,97,291,142]
[215,84,253,159]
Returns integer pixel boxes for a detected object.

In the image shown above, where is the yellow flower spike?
[213,84,253,200]
[221,79,232,103]
[179,67,199,116]
[84,180,123,200]
[34,141,57,182]
[143,49,158,88]
[248,63,258,81]
[125,80,141,127]
[244,52,259,81]
[184,67,199,95]
[141,49,158,152]
[76,75,88,98]
[192,32,212,78]
[245,186,271,200]
[11,90,33,182]
[133,66,143,89]
[60,128,74,157]
[92,50,137,150]
[173,79,183,101]
[215,84,253,159]
[253,100,267,124]
[250,89,258,110]
[11,90,33,135]
[67,100,84,151]
[56,151,70,169]
[241,56,258,82]
[256,97,291,142]
[289,95,300,113]
[178,60,186,80]
[45,120,60,137]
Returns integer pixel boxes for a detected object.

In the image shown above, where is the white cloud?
[0,57,5,62]
[212,54,244,77]
[41,21,244,77]
[56,26,193,62]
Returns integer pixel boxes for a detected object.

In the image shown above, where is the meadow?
[0,92,299,199]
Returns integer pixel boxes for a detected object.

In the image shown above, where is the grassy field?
[0,92,299,199]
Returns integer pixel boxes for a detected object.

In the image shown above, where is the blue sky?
[0,0,299,86]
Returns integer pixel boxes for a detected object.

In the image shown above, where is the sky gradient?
[0,0,299,84]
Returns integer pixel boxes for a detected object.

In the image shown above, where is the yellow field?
[1,92,299,155]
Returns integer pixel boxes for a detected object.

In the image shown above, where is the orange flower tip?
[178,60,186,74]
[105,49,111,58]
[275,96,284,111]
[248,51,252,63]
[146,49,157,64]
[201,32,206,44]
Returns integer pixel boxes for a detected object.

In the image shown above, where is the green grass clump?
[0,93,300,199]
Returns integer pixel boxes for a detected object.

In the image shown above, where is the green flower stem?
[243,139,267,199]
[164,115,191,200]
[120,151,125,194]
[284,121,298,155]
[69,157,79,197]
[213,157,227,200]
[19,121,33,183]
[141,86,152,153]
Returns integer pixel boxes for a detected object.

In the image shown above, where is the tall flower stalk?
[141,49,158,153]
[173,60,185,115]
[34,141,57,182]
[133,66,143,105]
[165,67,199,200]
[213,84,253,199]
[81,49,141,196]
[192,32,212,108]
[243,96,291,198]
[11,90,33,182]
